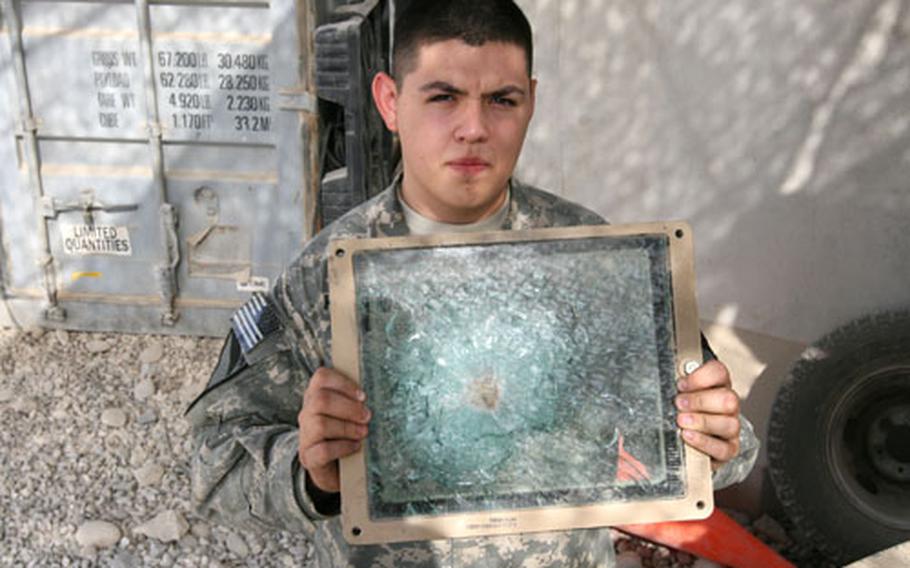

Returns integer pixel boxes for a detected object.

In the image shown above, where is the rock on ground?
[10,397,37,414]
[133,461,165,487]
[137,408,158,425]
[101,407,128,427]
[133,378,156,401]
[139,342,164,364]
[134,510,189,543]
[75,520,121,549]
[85,339,111,354]
[226,531,251,558]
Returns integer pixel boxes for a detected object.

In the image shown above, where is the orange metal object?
[618,509,795,568]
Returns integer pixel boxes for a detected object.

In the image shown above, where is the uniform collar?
[374,175,526,237]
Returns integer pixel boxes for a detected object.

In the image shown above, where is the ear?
[528,77,538,118]
[371,72,400,132]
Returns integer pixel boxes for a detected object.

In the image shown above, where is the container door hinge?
[18,116,38,134]
[38,254,66,322]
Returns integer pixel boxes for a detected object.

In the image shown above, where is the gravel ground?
[0,327,815,567]
[0,328,308,567]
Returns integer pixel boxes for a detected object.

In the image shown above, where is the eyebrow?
[419,81,466,95]
[419,81,527,98]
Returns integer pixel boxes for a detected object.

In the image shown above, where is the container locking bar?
[135,0,180,326]
[42,189,140,226]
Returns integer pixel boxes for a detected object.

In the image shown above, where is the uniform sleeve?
[711,413,760,490]
[186,264,337,534]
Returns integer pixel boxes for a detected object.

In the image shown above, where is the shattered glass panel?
[352,235,683,519]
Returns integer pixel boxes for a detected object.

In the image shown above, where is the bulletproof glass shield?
[328,222,712,544]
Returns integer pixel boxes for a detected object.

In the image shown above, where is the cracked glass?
[352,235,684,520]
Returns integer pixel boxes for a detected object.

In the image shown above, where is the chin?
[450,194,506,218]
[457,176,507,196]
[452,184,498,202]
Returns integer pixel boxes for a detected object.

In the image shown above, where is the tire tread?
[768,309,910,564]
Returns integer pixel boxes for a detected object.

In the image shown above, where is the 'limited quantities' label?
[61,224,133,256]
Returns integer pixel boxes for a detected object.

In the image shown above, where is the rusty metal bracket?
[156,204,180,326]
[278,89,318,114]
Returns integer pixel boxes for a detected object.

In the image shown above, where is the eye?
[491,95,517,107]
[428,93,454,103]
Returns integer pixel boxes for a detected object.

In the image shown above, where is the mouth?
[447,158,491,175]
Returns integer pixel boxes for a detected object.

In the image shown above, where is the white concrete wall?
[516,0,910,345]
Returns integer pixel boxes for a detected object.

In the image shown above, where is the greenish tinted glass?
[353,235,683,519]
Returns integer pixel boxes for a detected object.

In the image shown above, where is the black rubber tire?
[768,310,910,565]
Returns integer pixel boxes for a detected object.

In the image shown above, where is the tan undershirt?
[399,188,511,236]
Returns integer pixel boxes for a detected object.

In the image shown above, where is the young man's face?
[373,39,536,224]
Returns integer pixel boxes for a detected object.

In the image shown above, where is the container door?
[0,0,319,335]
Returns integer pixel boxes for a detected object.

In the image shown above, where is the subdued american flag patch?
[231,293,280,354]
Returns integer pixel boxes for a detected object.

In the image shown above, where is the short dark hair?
[393,0,533,83]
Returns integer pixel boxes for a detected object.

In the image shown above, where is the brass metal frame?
[328,221,712,545]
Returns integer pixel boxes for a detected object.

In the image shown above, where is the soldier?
[187,1,759,566]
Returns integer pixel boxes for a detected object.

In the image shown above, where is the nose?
[454,100,489,143]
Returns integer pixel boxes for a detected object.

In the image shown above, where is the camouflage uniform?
[187,178,760,567]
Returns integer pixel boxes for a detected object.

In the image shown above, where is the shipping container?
[0,0,327,334]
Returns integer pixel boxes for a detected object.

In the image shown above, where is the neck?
[400,180,510,225]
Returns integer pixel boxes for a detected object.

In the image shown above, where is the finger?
[677,360,731,392]
[676,387,740,415]
[303,388,371,424]
[677,412,740,440]
[301,439,363,471]
[681,429,740,465]
[300,415,369,447]
[306,367,366,403]
[307,462,341,493]
[306,462,339,494]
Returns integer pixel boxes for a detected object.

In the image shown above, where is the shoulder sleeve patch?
[231,292,280,354]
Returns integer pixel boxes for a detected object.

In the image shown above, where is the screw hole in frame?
[675,229,685,239]
[336,248,346,258]
[696,500,706,510]
[352,527,362,537]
